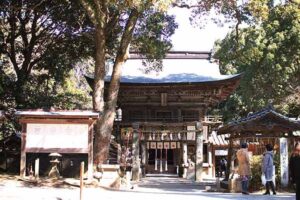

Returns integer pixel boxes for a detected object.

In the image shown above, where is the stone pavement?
[0,176,295,200]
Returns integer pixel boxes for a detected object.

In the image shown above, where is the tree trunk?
[14,74,27,109]
[93,23,107,164]
[93,9,139,165]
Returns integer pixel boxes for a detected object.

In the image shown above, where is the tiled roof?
[230,105,298,125]
[217,105,300,135]
[85,73,241,86]
[16,110,99,118]
[106,73,240,84]
[209,131,240,147]
[209,131,229,146]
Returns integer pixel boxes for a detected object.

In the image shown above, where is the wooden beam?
[20,123,27,177]
[19,118,95,125]
[225,139,233,181]
[25,148,89,153]
[88,123,94,180]
[129,51,211,60]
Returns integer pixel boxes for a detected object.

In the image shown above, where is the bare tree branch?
[80,0,97,25]
[172,2,202,9]
[107,9,139,103]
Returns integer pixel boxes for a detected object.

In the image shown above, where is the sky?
[118,7,233,79]
[168,7,231,51]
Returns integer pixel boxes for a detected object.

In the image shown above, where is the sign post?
[280,137,289,187]
[80,162,84,200]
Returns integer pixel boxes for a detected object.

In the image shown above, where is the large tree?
[213,1,300,119]
[79,0,177,164]
[0,0,92,109]
[79,0,284,165]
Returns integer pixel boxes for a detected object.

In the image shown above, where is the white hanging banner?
[170,142,177,149]
[187,126,196,140]
[150,142,156,149]
[164,142,170,149]
[280,137,289,187]
[157,142,163,149]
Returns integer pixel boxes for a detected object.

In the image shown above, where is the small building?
[16,110,98,179]
[217,105,300,186]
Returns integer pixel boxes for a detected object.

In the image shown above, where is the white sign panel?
[280,137,289,187]
[26,124,89,149]
[187,126,196,140]
[215,150,228,156]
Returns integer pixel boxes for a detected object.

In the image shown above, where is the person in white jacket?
[262,144,276,195]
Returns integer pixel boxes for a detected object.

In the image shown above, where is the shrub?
[249,155,264,191]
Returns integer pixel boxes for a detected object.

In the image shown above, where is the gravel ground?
[0,175,296,200]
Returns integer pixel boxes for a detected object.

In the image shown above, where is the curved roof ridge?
[85,73,242,84]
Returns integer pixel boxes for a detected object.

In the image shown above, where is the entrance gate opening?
[147,148,176,174]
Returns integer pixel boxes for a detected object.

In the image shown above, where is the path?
[0,175,295,200]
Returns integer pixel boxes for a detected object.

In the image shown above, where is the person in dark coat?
[262,144,276,195]
[290,142,300,200]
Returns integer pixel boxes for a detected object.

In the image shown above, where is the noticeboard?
[26,123,89,152]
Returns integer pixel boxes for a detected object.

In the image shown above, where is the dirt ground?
[0,174,101,189]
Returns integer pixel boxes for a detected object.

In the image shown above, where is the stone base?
[97,164,121,189]
[228,178,242,193]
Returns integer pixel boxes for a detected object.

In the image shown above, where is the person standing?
[262,144,276,195]
[289,142,300,200]
[237,142,252,195]
[221,158,227,177]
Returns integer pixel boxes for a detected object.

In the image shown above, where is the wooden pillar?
[155,147,158,171]
[20,123,27,177]
[195,130,204,182]
[225,139,233,181]
[177,143,182,175]
[88,123,94,180]
[165,148,168,171]
[212,145,216,178]
[177,109,182,122]
[160,148,163,172]
[141,142,146,165]
[208,143,213,177]
[141,141,146,177]
[131,123,140,181]
[34,158,39,178]
[182,142,188,178]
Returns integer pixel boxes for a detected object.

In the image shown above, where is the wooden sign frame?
[17,111,98,180]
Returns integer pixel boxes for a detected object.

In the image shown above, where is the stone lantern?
[48,152,62,178]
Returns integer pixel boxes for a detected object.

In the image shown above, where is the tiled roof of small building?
[217,105,300,135]
[16,110,99,118]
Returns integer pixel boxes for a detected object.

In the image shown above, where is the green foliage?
[249,154,281,191]
[188,0,278,28]
[214,2,300,118]
[0,109,20,141]
[0,0,93,109]
[132,10,177,73]
[249,155,264,191]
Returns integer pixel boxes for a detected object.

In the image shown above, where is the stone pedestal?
[228,178,242,193]
[195,131,203,182]
[182,142,188,178]
[98,164,121,188]
[131,123,140,181]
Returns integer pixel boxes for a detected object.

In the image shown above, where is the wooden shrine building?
[217,105,300,186]
[86,51,241,181]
